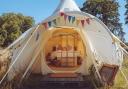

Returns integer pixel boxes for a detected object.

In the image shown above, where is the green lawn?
[110,57,128,89]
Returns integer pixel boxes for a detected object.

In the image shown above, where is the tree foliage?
[125,0,128,25]
[81,0,125,41]
[0,13,35,47]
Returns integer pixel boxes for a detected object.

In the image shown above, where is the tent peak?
[53,0,81,14]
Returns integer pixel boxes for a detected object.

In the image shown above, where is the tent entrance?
[45,28,85,71]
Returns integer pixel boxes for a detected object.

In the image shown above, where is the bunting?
[81,20,85,27]
[64,14,68,21]
[72,16,75,23]
[77,19,80,26]
[48,21,52,27]
[41,12,91,30]
[57,17,61,23]
[53,19,57,25]
[60,12,65,16]
[86,18,90,24]
[68,16,72,23]
[43,23,48,29]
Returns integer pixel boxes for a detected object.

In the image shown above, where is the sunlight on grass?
[110,56,128,89]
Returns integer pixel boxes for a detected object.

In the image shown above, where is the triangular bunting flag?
[64,14,68,21]
[43,23,48,29]
[60,12,65,16]
[81,20,85,27]
[72,17,75,23]
[57,17,61,23]
[68,16,72,23]
[48,21,52,27]
[86,18,90,24]
[53,19,57,25]
[76,19,80,26]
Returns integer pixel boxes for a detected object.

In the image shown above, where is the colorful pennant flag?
[81,20,85,27]
[86,18,90,24]
[76,19,80,26]
[41,12,91,30]
[68,16,72,23]
[57,17,61,23]
[43,23,48,29]
[48,21,52,27]
[64,14,68,21]
[60,12,65,16]
[53,19,57,25]
[72,16,75,23]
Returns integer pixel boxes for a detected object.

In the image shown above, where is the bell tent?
[0,0,126,86]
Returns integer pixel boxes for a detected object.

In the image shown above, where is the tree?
[0,13,35,47]
[125,0,128,25]
[81,0,125,41]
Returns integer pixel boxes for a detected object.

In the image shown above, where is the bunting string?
[42,12,92,29]
[64,14,67,22]
[81,20,85,27]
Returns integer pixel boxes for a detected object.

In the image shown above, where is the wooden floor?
[19,73,101,89]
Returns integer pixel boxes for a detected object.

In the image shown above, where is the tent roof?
[53,0,81,14]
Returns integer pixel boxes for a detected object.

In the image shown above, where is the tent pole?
[92,51,102,81]
[0,25,40,85]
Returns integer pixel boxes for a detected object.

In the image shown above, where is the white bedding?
[51,51,80,58]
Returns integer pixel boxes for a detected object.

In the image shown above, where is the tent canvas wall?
[1,0,124,85]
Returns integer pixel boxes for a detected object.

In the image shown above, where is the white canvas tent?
[0,0,125,85]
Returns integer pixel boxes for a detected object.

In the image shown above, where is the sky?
[0,0,127,41]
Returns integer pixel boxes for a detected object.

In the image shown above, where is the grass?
[0,65,12,89]
[0,49,12,89]
[1,82,12,89]
[110,56,128,89]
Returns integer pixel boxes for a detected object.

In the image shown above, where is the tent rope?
[120,68,128,86]
[89,76,99,89]
[0,25,40,85]
[19,42,42,84]
[93,51,113,89]
[92,51,103,84]
[112,33,128,51]
[120,46,128,57]
[113,44,128,88]
[118,46,128,87]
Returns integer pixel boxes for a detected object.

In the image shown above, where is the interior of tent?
[44,28,86,71]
